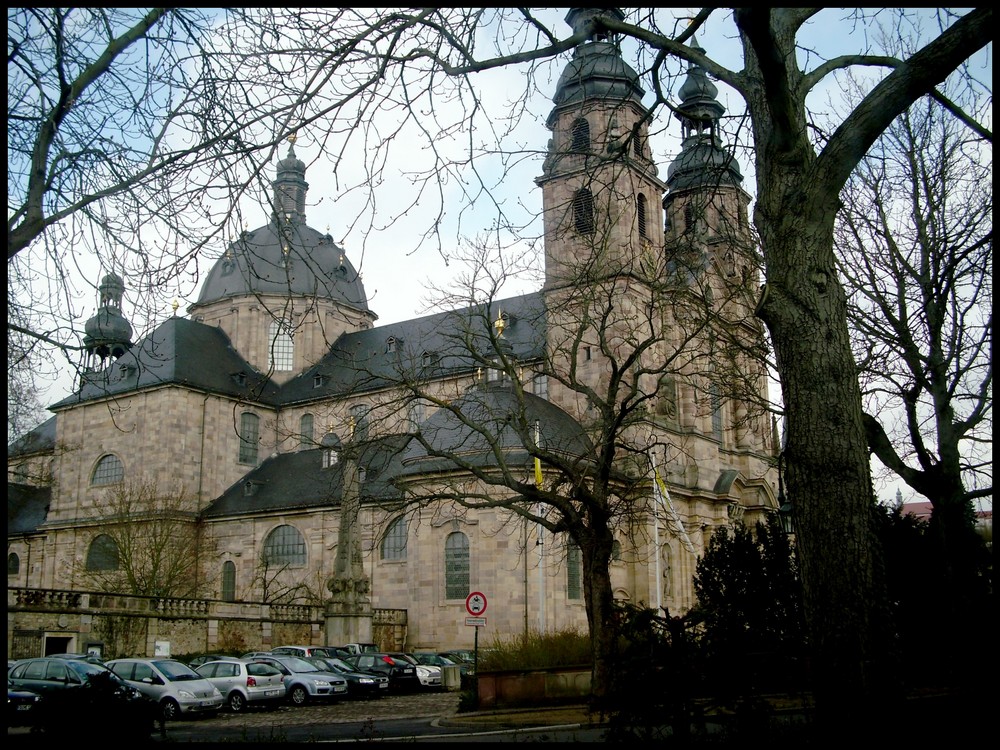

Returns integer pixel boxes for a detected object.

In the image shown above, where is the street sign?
[465,616,487,627]
[465,591,487,616]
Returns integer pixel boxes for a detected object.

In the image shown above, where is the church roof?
[8,483,50,535]
[281,291,547,404]
[201,434,408,518]
[50,316,279,409]
[8,415,56,459]
[193,220,370,312]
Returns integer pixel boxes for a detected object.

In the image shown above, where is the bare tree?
[82,478,210,599]
[834,74,992,641]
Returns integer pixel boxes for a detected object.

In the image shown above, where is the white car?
[389,653,442,690]
[195,659,286,712]
[106,658,224,720]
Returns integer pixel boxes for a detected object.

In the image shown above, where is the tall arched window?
[710,383,724,440]
[573,188,595,234]
[91,454,124,486]
[239,412,260,464]
[567,541,582,600]
[350,404,370,441]
[221,561,237,602]
[86,534,120,571]
[269,318,294,371]
[299,413,314,448]
[8,553,20,576]
[381,516,408,561]
[263,525,306,567]
[637,193,648,239]
[444,532,470,600]
[570,117,590,152]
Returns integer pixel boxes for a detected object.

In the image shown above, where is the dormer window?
[323,448,339,469]
[235,372,248,387]
[386,337,397,353]
[313,374,324,389]
[243,481,258,497]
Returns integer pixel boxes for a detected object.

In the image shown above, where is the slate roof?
[8,415,56,459]
[201,434,409,519]
[49,316,280,409]
[8,483,50,535]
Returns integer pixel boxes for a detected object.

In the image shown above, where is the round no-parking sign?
[465,591,487,616]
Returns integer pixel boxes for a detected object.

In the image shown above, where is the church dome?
[195,221,370,311]
[83,272,133,360]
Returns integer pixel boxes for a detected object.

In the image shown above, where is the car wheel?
[160,698,181,722]
[289,685,308,706]
[228,691,247,712]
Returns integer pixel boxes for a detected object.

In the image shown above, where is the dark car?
[7,679,42,727]
[47,652,106,665]
[7,657,157,738]
[304,656,390,699]
[413,651,472,676]
[342,652,420,693]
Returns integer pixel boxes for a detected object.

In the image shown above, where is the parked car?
[8,657,156,738]
[339,642,380,655]
[7,678,42,727]
[439,649,476,666]
[241,651,274,660]
[246,655,348,705]
[271,645,336,659]
[412,651,472,676]
[303,656,390,699]
[195,659,286,712]
[106,657,224,721]
[186,653,238,669]
[46,652,105,665]
[387,652,442,690]
[341,652,420,693]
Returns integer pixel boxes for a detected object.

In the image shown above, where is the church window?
[637,193,648,239]
[684,203,695,233]
[567,541,582,600]
[91,454,124,486]
[573,188,595,234]
[385,337,396,353]
[611,540,622,562]
[86,534,120,571]
[322,448,339,468]
[221,561,236,602]
[269,319,294,372]
[444,531,470,600]
[408,400,426,430]
[532,373,548,399]
[263,524,306,567]
[239,412,260,464]
[633,131,644,158]
[350,404,370,441]
[381,516,408,561]
[299,413,314,448]
[570,117,590,152]
[8,553,19,576]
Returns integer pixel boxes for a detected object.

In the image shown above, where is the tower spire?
[273,133,309,223]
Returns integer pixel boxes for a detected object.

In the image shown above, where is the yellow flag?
[534,420,543,489]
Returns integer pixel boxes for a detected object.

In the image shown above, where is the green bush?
[477,627,591,671]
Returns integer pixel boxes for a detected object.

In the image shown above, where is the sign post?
[465,592,488,672]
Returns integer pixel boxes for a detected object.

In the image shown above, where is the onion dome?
[548,8,644,126]
[273,139,308,223]
[83,272,133,360]
[666,41,742,191]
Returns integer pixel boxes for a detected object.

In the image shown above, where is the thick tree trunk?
[581,533,616,703]
[756,203,898,729]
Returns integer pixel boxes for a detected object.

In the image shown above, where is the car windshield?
[280,656,319,673]
[67,661,112,679]
[329,658,353,672]
[154,660,201,681]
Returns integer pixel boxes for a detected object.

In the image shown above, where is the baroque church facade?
[8,10,779,656]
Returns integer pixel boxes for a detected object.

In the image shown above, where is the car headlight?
[178,690,196,699]
[313,680,330,687]
[359,677,374,684]
[416,667,431,677]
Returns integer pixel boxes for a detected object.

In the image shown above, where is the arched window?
[8,553,20,576]
[444,532,470,600]
[350,404,370,441]
[570,117,590,152]
[567,541,582,600]
[611,540,622,562]
[573,188,595,234]
[268,318,294,372]
[239,412,260,464]
[91,454,124,486]
[408,401,426,430]
[633,131,644,158]
[637,193,648,239]
[86,534,120,571]
[299,413,314,448]
[710,383,724,440]
[263,525,306,567]
[221,561,237,602]
[381,516,408,561]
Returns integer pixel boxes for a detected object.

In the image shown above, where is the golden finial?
[347,415,356,436]
[288,132,297,146]
[475,367,482,382]
[171,299,179,316]
[494,309,506,338]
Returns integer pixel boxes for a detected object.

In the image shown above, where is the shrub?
[477,627,591,671]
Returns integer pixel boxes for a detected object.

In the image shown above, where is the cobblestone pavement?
[166,690,462,732]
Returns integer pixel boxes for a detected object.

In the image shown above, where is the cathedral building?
[8,10,779,657]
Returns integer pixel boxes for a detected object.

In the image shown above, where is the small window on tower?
[637,193,648,239]
[570,118,590,152]
[573,189,595,234]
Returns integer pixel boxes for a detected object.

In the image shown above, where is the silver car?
[195,659,286,712]
[247,655,348,705]
[106,657,224,720]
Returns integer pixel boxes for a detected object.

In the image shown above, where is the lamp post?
[777,451,794,535]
